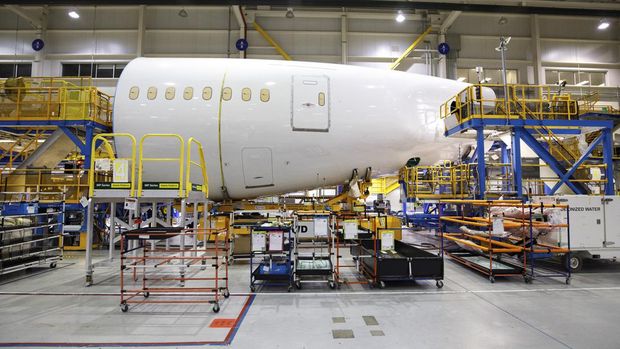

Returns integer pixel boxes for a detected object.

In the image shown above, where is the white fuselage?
[113,58,469,200]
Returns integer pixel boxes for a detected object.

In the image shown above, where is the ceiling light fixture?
[286,8,294,19]
[68,10,80,19]
[597,19,610,30]
[178,8,188,18]
[576,80,589,86]
[395,11,405,23]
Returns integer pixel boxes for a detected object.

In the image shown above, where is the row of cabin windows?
[129,86,271,102]
[129,86,326,106]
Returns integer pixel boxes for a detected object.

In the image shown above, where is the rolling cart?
[249,225,293,292]
[293,211,336,289]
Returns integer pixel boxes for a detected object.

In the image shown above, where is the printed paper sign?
[314,217,329,237]
[268,231,284,251]
[343,220,358,240]
[381,231,395,251]
[113,159,129,182]
[94,158,111,171]
[252,232,266,252]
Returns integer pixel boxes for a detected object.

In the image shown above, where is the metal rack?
[358,227,444,289]
[440,199,571,283]
[0,191,64,275]
[334,212,373,287]
[249,225,293,292]
[119,227,229,313]
[292,211,336,289]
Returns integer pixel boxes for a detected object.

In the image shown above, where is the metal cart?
[249,225,293,292]
[358,228,444,289]
[293,211,336,289]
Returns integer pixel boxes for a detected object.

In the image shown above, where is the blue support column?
[602,128,615,195]
[476,127,486,199]
[512,128,523,198]
[83,125,94,170]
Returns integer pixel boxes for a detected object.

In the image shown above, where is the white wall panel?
[146,7,233,30]
[46,31,137,55]
[348,18,425,34]
[145,31,229,55]
[254,17,340,32]
[539,16,620,41]
[0,32,32,56]
[451,14,531,37]
[459,36,531,61]
[47,7,140,30]
[541,40,619,64]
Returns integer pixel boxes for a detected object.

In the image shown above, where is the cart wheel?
[563,254,583,273]
[565,277,571,285]
[378,281,386,289]
[143,292,150,298]
[489,276,495,283]
[212,303,220,313]
[120,303,129,313]
[250,285,256,293]
[436,280,444,289]
[295,280,302,289]
[228,257,234,266]
[223,289,230,298]
[329,281,336,289]
[524,275,533,284]
[288,286,293,292]
[49,262,57,268]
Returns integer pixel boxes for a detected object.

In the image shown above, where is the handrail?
[185,137,209,197]
[88,133,137,197]
[137,134,185,197]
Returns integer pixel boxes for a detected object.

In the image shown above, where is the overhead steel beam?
[390,26,433,70]
[252,21,292,61]
[8,2,620,17]
[4,5,42,29]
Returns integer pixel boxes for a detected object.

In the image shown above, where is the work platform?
[440,83,618,199]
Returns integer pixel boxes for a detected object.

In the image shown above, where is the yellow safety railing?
[88,133,137,197]
[185,137,209,197]
[0,77,112,125]
[137,134,185,197]
[369,176,400,195]
[400,163,471,199]
[0,168,89,203]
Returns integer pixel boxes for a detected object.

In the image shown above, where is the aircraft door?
[292,75,330,132]
[242,147,274,188]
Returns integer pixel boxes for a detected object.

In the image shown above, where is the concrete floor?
[1,248,620,348]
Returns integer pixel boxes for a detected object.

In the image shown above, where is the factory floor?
[1,243,619,349]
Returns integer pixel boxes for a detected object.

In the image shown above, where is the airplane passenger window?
[260,88,270,102]
[147,87,157,100]
[222,87,232,101]
[202,87,212,100]
[318,92,325,106]
[242,87,251,101]
[184,87,193,100]
[129,86,139,100]
[165,87,175,100]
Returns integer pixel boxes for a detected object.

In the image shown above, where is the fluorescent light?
[457,77,466,82]
[395,11,405,23]
[68,10,80,19]
[598,20,610,30]
[576,80,589,86]
[0,140,15,143]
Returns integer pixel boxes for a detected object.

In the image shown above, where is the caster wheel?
[120,303,129,313]
[295,280,302,289]
[378,281,386,289]
[143,292,150,298]
[223,289,230,298]
[329,281,336,289]
[288,286,293,292]
[212,304,220,313]
[436,280,444,288]
[524,275,533,284]
[489,276,495,283]
[49,262,57,268]
[565,277,571,285]
[250,285,256,293]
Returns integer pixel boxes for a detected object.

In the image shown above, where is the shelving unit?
[439,199,571,283]
[249,225,293,292]
[293,211,336,289]
[0,192,64,275]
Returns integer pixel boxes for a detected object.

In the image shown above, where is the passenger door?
[291,75,329,132]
